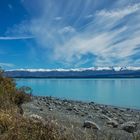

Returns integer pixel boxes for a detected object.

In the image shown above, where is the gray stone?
[40,108,43,111]
[87,115,93,119]
[101,109,109,115]
[83,121,100,130]
[66,107,73,111]
[107,120,118,128]
[49,107,53,111]
[30,114,43,120]
[124,114,132,117]
[100,114,111,120]
[121,121,137,133]
[73,106,78,112]
[119,108,126,112]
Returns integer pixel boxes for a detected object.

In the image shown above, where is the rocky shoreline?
[22,96,140,140]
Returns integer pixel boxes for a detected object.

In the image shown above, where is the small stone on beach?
[121,121,137,133]
[83,120,100,130]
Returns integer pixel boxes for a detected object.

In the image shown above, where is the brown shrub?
[0,68,67,140]
[0,110,66,140]
[0,68,31,108]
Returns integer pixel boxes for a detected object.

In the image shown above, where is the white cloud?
[59,26,76,34]
[33,2,140,66]
[54,27,128,64]
[8,1,140,67]
[97,3,140,19]
[8,4,13,9]
[85,14,93,18]
[0,36,34,40]
[54,17,62,21]
[0,63,15,68]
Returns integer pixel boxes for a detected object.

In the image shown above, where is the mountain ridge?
[5,67,140,78]
[5,66,140,72]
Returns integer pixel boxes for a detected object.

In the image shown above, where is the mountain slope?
[5,67,140,78]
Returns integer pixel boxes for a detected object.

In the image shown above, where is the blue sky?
[0,0,140,69]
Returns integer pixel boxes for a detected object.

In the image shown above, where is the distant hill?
[5,67,140,78]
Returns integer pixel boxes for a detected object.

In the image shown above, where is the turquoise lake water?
[16,78,140,109]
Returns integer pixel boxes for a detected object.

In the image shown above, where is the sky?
[0,0,140,69]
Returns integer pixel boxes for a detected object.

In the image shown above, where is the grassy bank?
[0,69,68,140]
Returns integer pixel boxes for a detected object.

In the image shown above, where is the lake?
[16,78,140,109]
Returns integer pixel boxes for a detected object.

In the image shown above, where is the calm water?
[16,78,140,109]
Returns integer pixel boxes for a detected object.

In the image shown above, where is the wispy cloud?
[8,4,13,9]
[7,0,140,67]
[0,63,15,67]
[54,17,62,21]
[0,36,34,40]
[59,26,76,34]
[54,27,128,65]
[85,14,93,19]
[52,3,140,66]
[97,3,140,19]
[56,3,140,66]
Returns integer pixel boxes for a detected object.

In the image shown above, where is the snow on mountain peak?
[6,66,140,72]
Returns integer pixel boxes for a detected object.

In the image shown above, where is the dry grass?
[134,134,140,140]
[0,110,66,140]
[0,68,68,140]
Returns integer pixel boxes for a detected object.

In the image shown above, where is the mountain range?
[4,67,140,78]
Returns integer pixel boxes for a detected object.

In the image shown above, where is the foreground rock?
[83,121,100,130]
[107,120,118,128]
[121,121,137,133]
[22,96,140,140]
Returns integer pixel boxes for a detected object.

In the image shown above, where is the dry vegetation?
[0,68,67,140]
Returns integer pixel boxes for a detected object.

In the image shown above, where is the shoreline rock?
[83,121,100,130]
[22,96,140,140]
[121,121,137,133]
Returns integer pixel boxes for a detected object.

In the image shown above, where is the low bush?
[0,68,31,109]
[0,68,66,140]
[0,110,65,140]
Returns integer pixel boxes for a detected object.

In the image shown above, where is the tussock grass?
[0,68,67,140]
[0,110,65,140]
[134,134,140,140]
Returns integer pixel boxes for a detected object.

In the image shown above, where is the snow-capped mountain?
[5,66,140,78]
